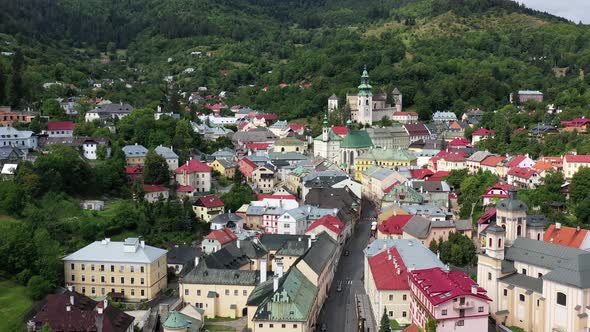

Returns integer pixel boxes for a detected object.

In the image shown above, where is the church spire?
[358,65,372,97]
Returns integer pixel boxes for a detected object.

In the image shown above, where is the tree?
[41,99,65,118]
[438,232,477,266]
[8,49,25,108]
[426,317,438,332]
[379,308,390,332]
[143,151,170,185]
[27,275,53,300]
[571,167,590,203]
[0,62,7,105]
[429,239,439,254]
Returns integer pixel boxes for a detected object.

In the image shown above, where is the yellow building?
[273,137,308,153]
[208,158,237,179]
[122,144,148,166]
[192,194,225,222]
[63,238,167,301]
[354,148,417,182]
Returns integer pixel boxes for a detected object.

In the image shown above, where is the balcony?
[453,300,473,310]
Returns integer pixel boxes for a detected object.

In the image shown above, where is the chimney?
[556,222,561,230]
[140,240,145,248]
[273,275,279,292]
[70,295,74,306]
[298,237,302,242]
[67,285,73,292]
[308,237,312,249]
[237,239,241,249]
[260,258,267,283]
[396,268,401,275]
[194,257,200,267]
[135,142,137,145]
[471,284,478,295]
[333,208,338,216]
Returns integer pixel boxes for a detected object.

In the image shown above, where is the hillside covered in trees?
[1,0,590,121]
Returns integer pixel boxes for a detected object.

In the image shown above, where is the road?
[317,199,376,332]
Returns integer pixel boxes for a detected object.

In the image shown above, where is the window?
[81,264,85,271]
[557,292,566,306]
[519,294,525,302]
[101,288,105,295]
[131,289,135,296]
[141,290,145,297]
[70,263,75,270]
[403,294,407,301]
[111,277,115,283]
[389,295,393,301]
[131,278,135,285]
[293,324,298,328]
[71,275,75,281]
[234,290,238,296]
[140,266,145,273]
[441,309,447,316]
[282,324,286,328]
[111,265,115,272]
[488,273,492,280]
[243,290,247,296]
[478,306,484,312]
[120,277,125,284]
[100,265,104,271]
[402,311,407,318]
[130,266,134,273]
[141,278,145,285]
[457,320,464,326]
[225,289,229,296]
[185,289,189,296]
[537,233,541,240]
[388,311,393,317]
[91,264,95,271]
[91,287,95,294]
[498,238,502,248]
[82,287,86,294]
[91,276,95,282]
[503,289,508,296]
[259,324,263,328]
[81,275,86,282]
[197,290,201,296]
[101,276,105,283]
[522,268,527,275]
[537,299,540,307]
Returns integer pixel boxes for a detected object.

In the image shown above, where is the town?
[1,64,590,332]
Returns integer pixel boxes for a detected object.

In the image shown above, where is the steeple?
[357,66,373,126]
[322,113,329,142]
[358,65,373,97]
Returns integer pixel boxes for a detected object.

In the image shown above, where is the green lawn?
[0,280,32,331]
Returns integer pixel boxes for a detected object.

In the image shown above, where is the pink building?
[482,182,515,206]
[409,268,491,332]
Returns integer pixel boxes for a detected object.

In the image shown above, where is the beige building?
[273,137,308,153]
[563,155,590,179]
[361,166,407,203]
[252,165,276,193]
[63,238,167,301]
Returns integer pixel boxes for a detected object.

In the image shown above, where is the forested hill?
[1,0,589,120]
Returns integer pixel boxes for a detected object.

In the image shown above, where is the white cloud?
[515,0,590,24]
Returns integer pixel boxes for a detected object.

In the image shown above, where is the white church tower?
[328,94,338,113]
[357,66,373,126]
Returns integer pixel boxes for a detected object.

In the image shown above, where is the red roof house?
[472,128,496,137]
[174,159,212,174]
[238,157,257,179]
[368,248,409,291]
[506,154,534,169]
[306,215,345,241]
[257,194,297,201]
[377,215,413,237]
[543,224,590,250]
[482,182,515,206]
[195,194,224,208]
[409,168,434,180]
[331,125,348,137]
[143,185,168,192]
[448,137,472,149]
[47,121,75,131]
[205,228,237,246]
[409,268,491,306]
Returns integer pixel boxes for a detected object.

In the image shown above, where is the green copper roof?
[314,129,342,141]
[253,266,317,322]
[163,311,189,329]
[340,130,374,149]
[323,113,328,126]
[383,184,424,204]
[358,66,373,97]
[357,148,417,162]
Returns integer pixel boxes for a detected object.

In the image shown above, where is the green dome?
[163,311,189,329]
[341,130,374,149]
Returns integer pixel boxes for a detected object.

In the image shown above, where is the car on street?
[343,250,350,256]
[336,280,343,292]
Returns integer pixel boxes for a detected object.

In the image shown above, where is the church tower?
[328,94,338,113]
[357,66,373,126]
[392,87,402,113]
[322,113,329,142]
[477,224,505,316]
[496,190,527,246]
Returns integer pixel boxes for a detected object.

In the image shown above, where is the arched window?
[498,238,502,248]
[517,225,522,237]
[366,99,369,105]
[537,233,541,240]
[557,292,566,306]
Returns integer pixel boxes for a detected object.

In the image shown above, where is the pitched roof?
[409,169,434,179]
[330,125,348,136]
[472,128,495,136]
[125,164,143,175]
[257,194,297,200]
[194,195,224,208]
[448,137,471,147]
[182,261,259,286]
[498,273,543,294]
[480,155,506,167]
[533,161,554,172]
[378,215,413,235]
[246,142,273,150]
[63,238,167,264]
[403,123,430,136]
[543,224,589,249]
[155,145,179,159]
[409,268,491,306]
[565,155,590,163]
[507,167,537,179]
[205,228,237,246]
[47,121,75,131]
[368,247,409,290]
[32,291,134,332]
[175,159,212,174]
[340,130,373,149]
[122,144,148,157]
[306,215,344,236]
[143,185,168,192]
[506,155,529,168]
[302,233,337,275]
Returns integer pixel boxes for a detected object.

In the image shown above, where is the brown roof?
[480,155,505,167]
[32,291,134,332]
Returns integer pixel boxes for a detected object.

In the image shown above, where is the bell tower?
[322,113,329,142]
[357,66,373,126]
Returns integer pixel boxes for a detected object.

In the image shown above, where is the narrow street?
[317,199,376,332]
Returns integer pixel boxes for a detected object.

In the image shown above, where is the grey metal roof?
[403,216,432,239]
[364,239,446,271]
[466,151,492,163]
[167,245,201,265]
[92,103,134,114]
[455,219,472,231]
[411,180,450,193]
[122,144,148,157]
[0,146,24,160]
[400,204,447,217]
[506,238,590,288]
[182,262,259,286]
[246,205,266,216]
[155,145,179,159]
[260,234,310,251]
[269,152,309,161]
[370,167,396,181]
[497,191,527,212]
[63,238,167,263]
[499,273,543,294]
[0,126,34,138]
[501,260,516,273]
[301,233,337,275]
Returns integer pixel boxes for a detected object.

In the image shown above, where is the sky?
[515,0,590,24]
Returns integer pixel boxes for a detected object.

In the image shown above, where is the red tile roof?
[246,142,273,150]
[368,248,409,290]
[176,185,195,192]
[533,161,554,172]
[410,169,434,180]
[409,268,491,306]
[47,121,75,131]
[331,126,348,136]
[195,194,224,208]
[403,123,430,136]
[383,181,401,194]
[125,164,143,175]
[286,123,305,132]
[472,128,496,136]
[477,208,496,224]
[544,224,588,249]
[480,155,506,167]
[427,171,450,182]
[239,157,257,170]
[483,182,515,197]
[441,153,466,162]
[401,325,420,332]
[206,103,226,111]
[175,159,212,174]
[254,113,278,121]
[32,291,134,332]
[393,111,418,116]
[436,149,466,158]
[448,137,471,148]
[257,194,297,200]
[507,167,537,179]
[513,127,527,134]
[565,155,590,163]
[378,215,413,235]
[306,215,344,236]
[506,155,529,168]
[206,228,237,245]
[561,118,590,127]
[143,185,168,192]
